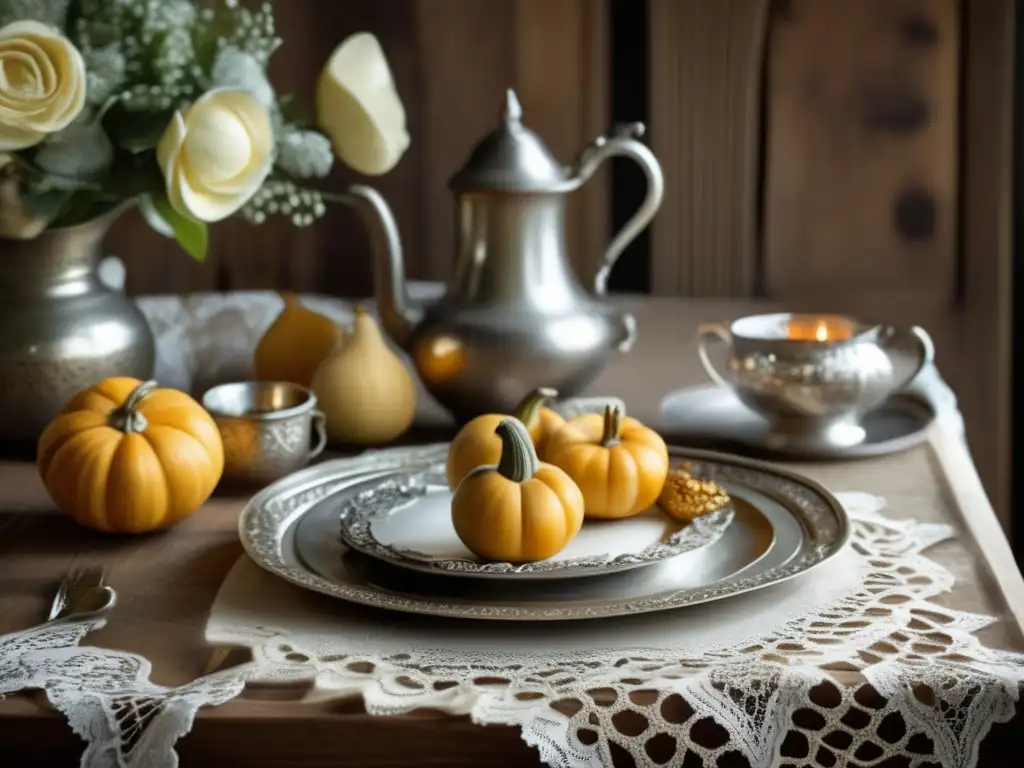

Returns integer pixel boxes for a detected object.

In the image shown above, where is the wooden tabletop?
[1,298,1021,767]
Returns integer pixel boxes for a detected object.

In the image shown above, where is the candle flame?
[814,322,829,342]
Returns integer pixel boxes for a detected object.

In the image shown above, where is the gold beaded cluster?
[657,463,731,522]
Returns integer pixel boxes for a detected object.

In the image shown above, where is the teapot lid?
[448,89,569,192]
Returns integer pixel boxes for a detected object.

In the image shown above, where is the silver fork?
[47,565,117,622]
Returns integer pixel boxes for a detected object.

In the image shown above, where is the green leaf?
[20,187,73,221]
[278,92,313,128]
[139,193,174,238]
[105,109,174,154]
[101,153,165,200]
[50,190,104,228]
[10,153,100,191]
[150,193,209,262]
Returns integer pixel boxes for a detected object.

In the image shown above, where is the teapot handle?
[575,123,665,296]
[884,325,936,390]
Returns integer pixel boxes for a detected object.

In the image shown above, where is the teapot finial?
[448,88,565,192]
[502,89,523,123]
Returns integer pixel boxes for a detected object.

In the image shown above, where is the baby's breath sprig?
[239,178,328,228]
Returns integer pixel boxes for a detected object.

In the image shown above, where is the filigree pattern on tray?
[241,447,849,620]
[337,463,736,577]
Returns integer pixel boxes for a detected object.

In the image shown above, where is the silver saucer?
[659,386,935,460]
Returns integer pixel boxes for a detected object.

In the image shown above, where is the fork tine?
[47,565,106,622]
[47,571,72,621]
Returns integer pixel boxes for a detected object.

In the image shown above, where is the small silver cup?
[696,313,934,450]
[202,381,328,486]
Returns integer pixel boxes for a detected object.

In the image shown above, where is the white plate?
[338,474,735,581]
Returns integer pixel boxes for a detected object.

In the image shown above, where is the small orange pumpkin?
[542,405,668,519]
[37,377,225,533]
[451,417,584,562]
[445,387,564,490]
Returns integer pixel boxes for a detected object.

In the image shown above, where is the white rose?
[317,33,409,176]
[0,21,87,151]
[156,90,273,222]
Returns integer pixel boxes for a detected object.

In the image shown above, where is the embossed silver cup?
[696,313,934,450]
[202,381,328,486]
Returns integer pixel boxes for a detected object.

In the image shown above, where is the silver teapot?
[346,90,664,421]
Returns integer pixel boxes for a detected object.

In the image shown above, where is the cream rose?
[317,33,409,176]
[156,90,273,222]
[0,21,86,151]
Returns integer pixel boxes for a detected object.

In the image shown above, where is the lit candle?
[785,315,853,342]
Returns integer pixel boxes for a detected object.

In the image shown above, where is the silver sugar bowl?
[203,381,328,487]
[696,313,934,450]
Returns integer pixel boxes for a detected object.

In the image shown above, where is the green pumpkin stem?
[600,405,621,447]
[495,417,540,483]
[109,380,157,434]
[513,387,558,429]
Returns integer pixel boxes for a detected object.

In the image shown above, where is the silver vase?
[0,210,155,445]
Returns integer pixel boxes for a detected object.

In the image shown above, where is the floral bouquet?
[0,0,409,259]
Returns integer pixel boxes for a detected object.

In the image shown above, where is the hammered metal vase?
[0,210,155,445]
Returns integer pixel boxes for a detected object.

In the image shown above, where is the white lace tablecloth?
[4,491,1023,768]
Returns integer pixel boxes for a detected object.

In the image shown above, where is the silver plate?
[659,386,936,460]
[239,443,851,621]
[337,468,735,581]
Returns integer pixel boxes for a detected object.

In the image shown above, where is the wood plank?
[411,0,517,281]
[930,426,1024,630]
[959,0,1015,527]
[414,0,611,284]
[763,0,959,301]
[648,0,770,297]
[513,0,610,285]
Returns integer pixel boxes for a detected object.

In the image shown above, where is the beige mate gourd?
[311,307,416,444]
[254,292,343,388]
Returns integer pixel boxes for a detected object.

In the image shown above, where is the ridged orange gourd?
[542,405,668,519]
[445,388,564,491]
[451,417,584,562]
[37,378,224,533]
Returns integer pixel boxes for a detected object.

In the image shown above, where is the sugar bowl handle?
[576,123,665,296]
[309,409,328,459]
[887,325,936,390]
[696,323,734,389]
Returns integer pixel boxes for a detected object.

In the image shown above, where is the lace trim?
[3,493,1022,768]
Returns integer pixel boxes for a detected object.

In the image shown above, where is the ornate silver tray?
[337,470,735,581]
[238,443,851,621]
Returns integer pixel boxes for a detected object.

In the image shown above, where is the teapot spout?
[345,185,422,350]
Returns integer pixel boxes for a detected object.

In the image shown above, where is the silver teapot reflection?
[342,90,664,421]
[697,313,935,450]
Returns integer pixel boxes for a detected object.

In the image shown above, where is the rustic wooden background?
[111,0,969,303]
[108,0,1013,525]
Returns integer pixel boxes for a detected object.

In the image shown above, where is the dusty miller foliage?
[0,0,333,229]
